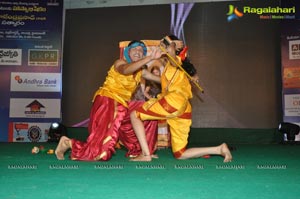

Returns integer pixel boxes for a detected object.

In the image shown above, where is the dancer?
[130,35,232,162]
[55,40,162,161]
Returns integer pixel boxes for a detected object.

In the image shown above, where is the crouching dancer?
[130,36,232,162]
[55,40,163,161]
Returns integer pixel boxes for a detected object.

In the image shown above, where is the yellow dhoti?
[136,60,193,158]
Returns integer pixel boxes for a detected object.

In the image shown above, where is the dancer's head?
[161,35,184,55]
[124,40,147,63]
[150,66,161,76]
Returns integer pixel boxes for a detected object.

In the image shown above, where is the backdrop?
[62,0,282,128]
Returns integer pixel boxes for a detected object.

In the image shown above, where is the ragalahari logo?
[227,5,244,22]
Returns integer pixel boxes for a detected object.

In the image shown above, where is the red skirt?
[119,100,158,157]
[71,96,157,161]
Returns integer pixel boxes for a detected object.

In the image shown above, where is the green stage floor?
[1,142,300,199]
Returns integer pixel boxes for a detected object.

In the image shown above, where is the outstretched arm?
[114,56,152,75]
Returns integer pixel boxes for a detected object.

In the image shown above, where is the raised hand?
[149,46,165,60]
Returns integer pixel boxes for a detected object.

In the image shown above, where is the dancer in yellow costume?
[130,35,233,162]
[55,40,163,161]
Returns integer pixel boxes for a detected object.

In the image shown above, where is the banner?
[281,2,300,141]
[0,0,63,142]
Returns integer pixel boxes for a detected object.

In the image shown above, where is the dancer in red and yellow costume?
[55,40,163,161]
[130,36,233,162]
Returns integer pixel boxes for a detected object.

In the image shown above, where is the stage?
[1,134,300,199]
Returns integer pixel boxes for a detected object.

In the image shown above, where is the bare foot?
[130,154,152,162]
[151,154,159,159]
[55,136,71,160]
[220,143,232,163]
[129,154,158,159]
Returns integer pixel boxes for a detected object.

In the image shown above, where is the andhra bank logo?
[227,4,296,22]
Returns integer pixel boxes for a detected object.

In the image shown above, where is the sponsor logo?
[227,5,296,22]
[10,98,61,118]
[11,72,61,92]
[28,49,58,66]
[9,122,52,142]
[25,100,46,117]
[244,6,295,16]
[0,48,22,65]
[289,40,300,60]
[227,5,243,22]
[284,94,300,116]
[14,123,29,142]
[27,125,42,142]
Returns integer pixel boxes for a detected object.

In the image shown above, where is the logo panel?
[0,48,22,65]
[28,49,59,66]
[10,72,61,92]
[9,98,61,118]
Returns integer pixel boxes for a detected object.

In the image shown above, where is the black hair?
[182,58,197,76]
[167,35,180,41]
